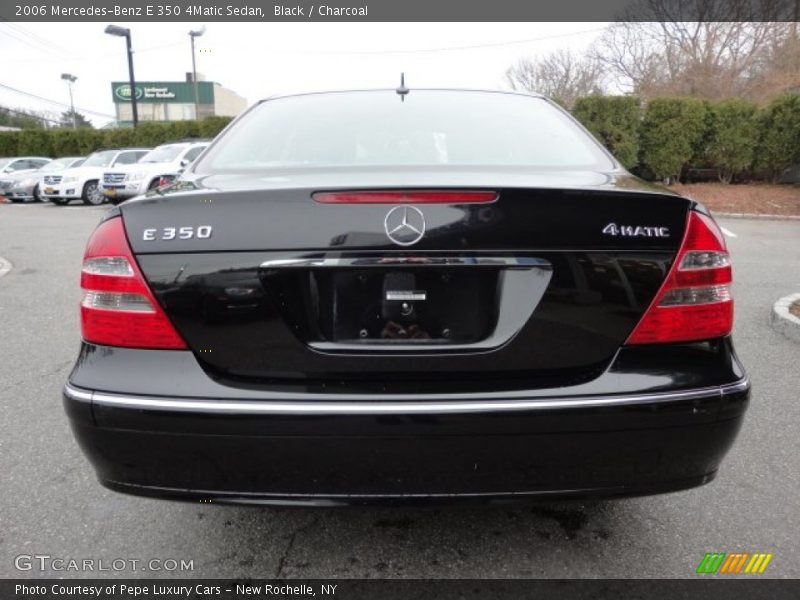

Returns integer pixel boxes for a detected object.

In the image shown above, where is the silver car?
[0,157,52,200]
[4,157,85,202]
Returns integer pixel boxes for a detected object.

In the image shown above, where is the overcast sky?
[0,22,607,126]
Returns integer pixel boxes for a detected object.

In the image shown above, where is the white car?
[41,148,149,205]
[101,141,208,204]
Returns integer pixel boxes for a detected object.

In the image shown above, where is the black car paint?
[125,171,687,255]
[66,337,748,503]
[64,91,749,504]
[69,338,745,402]
[118,177,689,382]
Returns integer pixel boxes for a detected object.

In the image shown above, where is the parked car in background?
[41,148,149,206]
[101,141,209,205]
[0,157,52,199]
[3,156,85,203]
[0,156,51,175]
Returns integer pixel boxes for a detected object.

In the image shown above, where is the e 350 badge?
[142,226,213,241]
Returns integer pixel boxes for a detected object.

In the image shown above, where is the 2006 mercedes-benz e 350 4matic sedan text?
[63,89,749,505]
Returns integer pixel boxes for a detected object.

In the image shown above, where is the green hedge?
[704,98,759,183]
[639,97,708,183]
[0,116,232,159]
[572,96,641,170]
[570,93,800,184]
[754,94,800,182]
[17,129,53,156]
[0,132,17,156]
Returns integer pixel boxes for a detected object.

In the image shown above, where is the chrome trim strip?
[64,386,93,403]
[260,256,552,270]
[64,379,749,416]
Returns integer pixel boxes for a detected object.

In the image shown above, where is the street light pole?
[189,27,205,119]
[105,25,138,128]
[60,73,78,129]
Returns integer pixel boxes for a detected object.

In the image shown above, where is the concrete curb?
[713,212,800,221]
[0,256,12,279]
[771,293,800,343]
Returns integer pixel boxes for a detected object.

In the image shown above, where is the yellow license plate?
[44,187,55,194]
[105,188,116,196]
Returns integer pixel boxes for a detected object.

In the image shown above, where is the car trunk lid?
[123,175,689,387]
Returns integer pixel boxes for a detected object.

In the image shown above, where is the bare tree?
[592,0,796,101]
[746,26,800,102]
[505,50,605,107]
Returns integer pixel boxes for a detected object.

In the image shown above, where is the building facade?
[111,78,247,123]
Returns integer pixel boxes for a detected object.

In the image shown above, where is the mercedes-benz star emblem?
[384,205,426,246]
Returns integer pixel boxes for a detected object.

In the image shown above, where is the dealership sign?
[112,81,212,104]
[114,84,177,101]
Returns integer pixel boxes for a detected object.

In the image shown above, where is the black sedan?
[63,89,749,505]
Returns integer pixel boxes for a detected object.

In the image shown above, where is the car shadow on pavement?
[176,498,638,578]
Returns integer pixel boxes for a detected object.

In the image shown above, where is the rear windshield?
[195,91,614,173]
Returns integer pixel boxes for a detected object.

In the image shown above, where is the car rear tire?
[82,181,104,206]
[33,184,42,202]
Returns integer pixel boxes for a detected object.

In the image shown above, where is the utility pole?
[189,27,206,119]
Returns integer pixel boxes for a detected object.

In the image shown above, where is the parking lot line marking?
[0,256,12,279]
[721,227,737,238]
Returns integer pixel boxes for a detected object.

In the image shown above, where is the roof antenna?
[396,72,409,101]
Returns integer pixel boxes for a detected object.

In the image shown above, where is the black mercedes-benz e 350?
[64,89,749,505]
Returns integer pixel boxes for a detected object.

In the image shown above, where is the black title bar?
[5,579,800,600]
[2,0,799,22]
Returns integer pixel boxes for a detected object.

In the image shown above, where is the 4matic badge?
[602,223,670,238]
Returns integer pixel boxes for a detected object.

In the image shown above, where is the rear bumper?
[63,377,749,505]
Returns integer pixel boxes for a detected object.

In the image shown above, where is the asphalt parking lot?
[0,202,798,579]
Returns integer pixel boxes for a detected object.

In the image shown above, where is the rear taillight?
[313,190,497,204]
[80,217,186,349]
[626,211,733,345]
